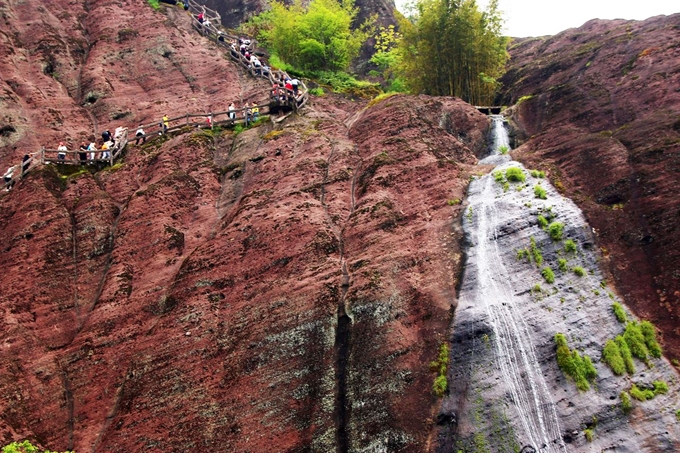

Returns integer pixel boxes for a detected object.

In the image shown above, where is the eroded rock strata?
[1,0,680,451]
[0,2,488,446]
[499,14,680,362]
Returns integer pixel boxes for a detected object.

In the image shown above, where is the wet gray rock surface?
[438,161,680,452]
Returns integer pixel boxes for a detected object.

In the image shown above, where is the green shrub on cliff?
[505,167,525,182]
[630,384,655,401]
[430,343,450,397]
[534,184,547,199]
[572,266,585,277]
[558,258,568,272]
[624,322,650,362]
[554,333,597,391]
[249,0,368,72]
[602,339,626,375]
[616,335,635,374]
[564,239,577,254]
[620,391,632,414]
[541,266,555,284]
[548,222,564,241]
[612,302,627,323]
[537,215,548,229]
[530,237,543,267]
[2,440,74,453]
[147,0,160,10]
[640,320,662,358]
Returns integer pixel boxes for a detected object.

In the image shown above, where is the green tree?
[396,0,508,104]
[254,0,370,72]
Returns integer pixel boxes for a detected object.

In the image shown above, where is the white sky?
[395,0,679,37]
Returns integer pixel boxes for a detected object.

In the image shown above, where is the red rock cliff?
[0,1,490,451]
[499,14,680,361]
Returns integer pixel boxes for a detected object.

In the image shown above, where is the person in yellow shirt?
[251,103,259,120]
[162,114,169,134]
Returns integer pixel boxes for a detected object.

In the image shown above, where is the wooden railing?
[41,128,128,166]
[3,0,308,192]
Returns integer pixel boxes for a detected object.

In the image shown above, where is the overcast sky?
[395,0,679,37]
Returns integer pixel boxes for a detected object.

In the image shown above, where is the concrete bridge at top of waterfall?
[475,106,504,115]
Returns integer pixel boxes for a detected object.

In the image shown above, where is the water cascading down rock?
[437,118,680,452]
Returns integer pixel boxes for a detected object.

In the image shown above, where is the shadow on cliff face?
[498,14,680,362]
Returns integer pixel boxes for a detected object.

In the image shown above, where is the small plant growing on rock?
[584,428,594,442]
[430,343,450,397]
[537,215,548,229]
[616,335,636,374]
[564,239,577,254]
[530,169,545,178]
[530,237,543,267]
[554,333,597,391]
[624,322,650,362]
[548,222,564,241]
[558,258,568,272]
[534,184,547,199]
[505,167,525,182]
[675,409,680,421]
[1,440,73,453]
[620,391,633,414]
[447,198,461,206]
[603,339,626,375]
[653,380,669,395]
[612,302,627,323]
[630,384,655,401]
[541,267,555,284]
[572,266,585,277]
[640,321,662,358]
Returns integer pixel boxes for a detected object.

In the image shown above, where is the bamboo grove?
[396,0,509,105]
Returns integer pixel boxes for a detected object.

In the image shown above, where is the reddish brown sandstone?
[0,1,489,449]
[499,14,680,361]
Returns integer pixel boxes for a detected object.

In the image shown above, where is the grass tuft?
[564,239,577,254]
[548,222,564,241]
[621,391,632,414]
[541,267,555,284]
[554,333,597,391]
[612,302,627,323]
[558,258,568,272]
[430,343,450,397]
[603,339,626,375]
[572,266,585,277]
[505,167,525,182]
[534,184,547,199]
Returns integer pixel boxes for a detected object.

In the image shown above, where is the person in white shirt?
[135,125,146,145]
[57,142,68,161]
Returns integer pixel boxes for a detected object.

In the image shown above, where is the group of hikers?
[52,127,127,164]
[2,2,305,193]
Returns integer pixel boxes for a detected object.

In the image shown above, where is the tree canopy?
[254,0,369,72]
[394,0,509,104]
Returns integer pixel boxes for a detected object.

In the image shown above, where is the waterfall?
[468,172,566,452]
[480,115,511,165]
[489,115,510,154]
[443,116,566,452]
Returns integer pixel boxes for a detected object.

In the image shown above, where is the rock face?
[0,0,263,164]
[437,158,680,452]
[498,14,680,363]
[0,1,491,449]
